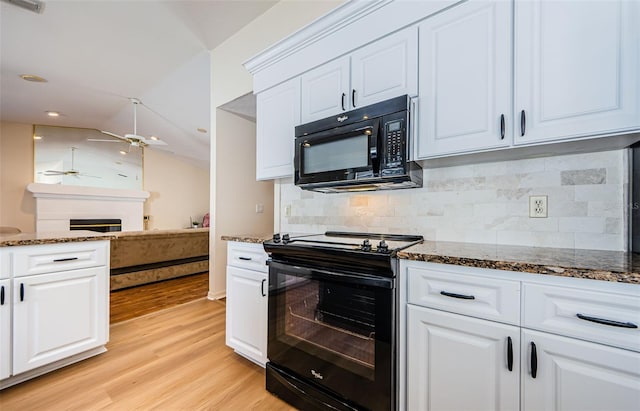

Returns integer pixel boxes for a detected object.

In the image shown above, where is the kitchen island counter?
[0,230,115,247]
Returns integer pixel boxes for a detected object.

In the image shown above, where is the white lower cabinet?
[1,240,110,388]
[407,305,520,411]
[225,242,268,366]
[522,329,640,411]
[0,278,11,380]
[12,266,107,375]
[402,261,640,411]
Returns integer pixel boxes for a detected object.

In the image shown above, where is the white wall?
[280,150,629,251]
[144,149,210,230]
[208,0,345,299]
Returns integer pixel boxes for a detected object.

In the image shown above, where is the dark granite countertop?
[0,231,115,247]
[220,233,640,284]
[221,234,272,244]
[398,241,640,284]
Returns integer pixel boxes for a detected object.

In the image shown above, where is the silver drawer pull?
[576,313,638,329]
[53,257,79,262]
[238,256,252,261]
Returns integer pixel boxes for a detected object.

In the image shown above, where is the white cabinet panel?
[0,278,10,380]
[12,266,108,375]
[523,283,640,352]
[407,305,520,411]
[514,0,640,144]
[227,241,269,274]
[350,27,418,109]
[407,263,520,325]
[256,78,301,180]
[12,241,108,277]
[522,329,640,411]
[417,0,512,158]
[299,26,418,123]
[226,265,267,366]
[301,57,350,123]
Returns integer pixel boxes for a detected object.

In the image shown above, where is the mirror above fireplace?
[34,125,143,190]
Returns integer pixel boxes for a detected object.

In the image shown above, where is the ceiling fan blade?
[87,138,122,143]
[100,130,128,141]
[141,138,168,146]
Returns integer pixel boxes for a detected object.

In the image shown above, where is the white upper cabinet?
[256,77,301,180]
[301,57,350,123]
[300,27,418,124]
[350,27,418,109]
[514,0,640,144]
[417,0,512,158]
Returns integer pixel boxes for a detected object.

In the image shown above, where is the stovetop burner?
[268,231,423,254]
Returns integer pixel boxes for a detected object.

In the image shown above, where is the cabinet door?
[0,279,10,380]
[301,57,350,123]
[407,305,520,411]
[522,329,640,411]
[226,266,267,366]
[351,27,418,109]
[514,0,640,144]
[12,267,108,375]
[417,0,512,158]
[256,77,301,180]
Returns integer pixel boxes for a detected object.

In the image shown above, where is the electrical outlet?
[529,195,548,218]
[255,203,264,214]
[284,205,292,217]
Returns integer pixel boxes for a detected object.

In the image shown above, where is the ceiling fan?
[88,98,168,148]
[40,147,101,178]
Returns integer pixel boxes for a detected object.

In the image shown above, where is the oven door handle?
[269,261,393,289]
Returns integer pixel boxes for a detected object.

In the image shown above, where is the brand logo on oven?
[311,370,324,380]
[337,115,348,122]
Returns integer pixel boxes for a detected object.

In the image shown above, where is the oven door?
[294,119,381,187]
[268,260,395,411]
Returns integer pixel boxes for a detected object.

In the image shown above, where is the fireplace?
[70,219,122,233]
[27,183,149,232]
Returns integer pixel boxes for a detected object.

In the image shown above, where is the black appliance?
[264,231,423,411]
[294,95,422,193]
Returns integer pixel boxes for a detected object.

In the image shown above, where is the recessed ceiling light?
[20,74,47,83]
[46,111,60,117]
[119,150,127,155]
[149,136,159,141]
[197,128,207,133]
[33,135,43,140]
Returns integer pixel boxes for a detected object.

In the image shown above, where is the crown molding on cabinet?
[243,0,392,75]
[244,0,460,93]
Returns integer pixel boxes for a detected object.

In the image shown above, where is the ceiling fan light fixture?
[19,74,47,83]
[2,0,44,14]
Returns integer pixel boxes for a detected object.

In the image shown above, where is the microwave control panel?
[383,119,405,170]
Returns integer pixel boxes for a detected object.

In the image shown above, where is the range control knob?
[361,239,372,251]
[272,233,281,243]
[377,240,389,253]
[282,234,290,244]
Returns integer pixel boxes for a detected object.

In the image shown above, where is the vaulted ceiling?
[0,0,278,167]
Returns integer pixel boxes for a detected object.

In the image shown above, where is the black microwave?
[294,95,422,193]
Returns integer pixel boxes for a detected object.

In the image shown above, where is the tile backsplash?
[279,149,628,251]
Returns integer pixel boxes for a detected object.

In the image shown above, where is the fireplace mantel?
[27,183,150,232]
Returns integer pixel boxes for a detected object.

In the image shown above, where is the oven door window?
[268,261,393,410]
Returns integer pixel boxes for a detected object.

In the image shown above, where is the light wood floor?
[110,272,210,323]
[0,298,295,411]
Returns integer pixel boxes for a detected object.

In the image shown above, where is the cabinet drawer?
[523,283,640,352]
[407,264,520,325]
[227,242,268,273]
[12,241,108,277]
